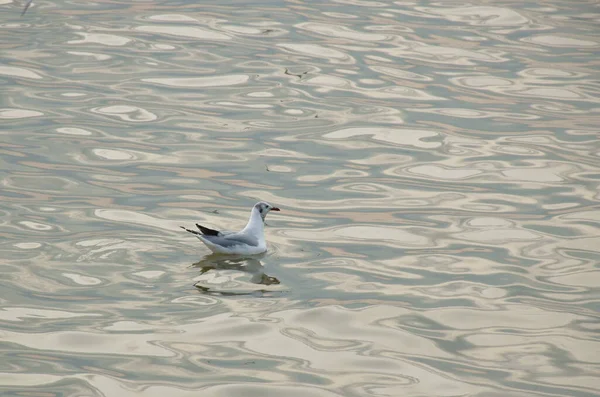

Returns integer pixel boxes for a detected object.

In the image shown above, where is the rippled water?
[2,1,600,396]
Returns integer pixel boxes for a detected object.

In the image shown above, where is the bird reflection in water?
[191,253,280,295]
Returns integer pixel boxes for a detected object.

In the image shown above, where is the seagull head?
[254,201,280,220]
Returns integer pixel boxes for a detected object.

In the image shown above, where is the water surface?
[1,1,600,396]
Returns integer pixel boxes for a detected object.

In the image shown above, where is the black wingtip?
[196,223,220,236]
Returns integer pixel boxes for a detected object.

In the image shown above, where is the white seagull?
[181,201,280,255]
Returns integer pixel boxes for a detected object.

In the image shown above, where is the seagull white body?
[181,201,280,255]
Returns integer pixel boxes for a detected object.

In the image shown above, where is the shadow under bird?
[181,201,280,255]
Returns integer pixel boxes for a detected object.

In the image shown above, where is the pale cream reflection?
[350,153,412,165]
[135,25,231,40]
[0,307,101,322]
[0,65,43,79]
[67,51,112,61]
[406,165,482,180]
[417,6,530,26]
[74,238,168,264]
[91,105,158,122]
[323,127,440,148]
[104,321,156,332]
[0,108,43,118]
[537,376,600,391]
[143,75,249,88]
[132,271,166,280]
[502,161,583,182]
[71,147,224,166]
[465,333,600,364]
[56,127,93,136]
[426,304,582,331]
[62,273,103,286]
[219,25,268,35]
[309,271,420,296]
[213,101,272,109]
[369,66,432,81]
[414,282,508,303]
[14,242,42,249]
[283,225,430,248]
[297,22,388,41]
[3,175,78,193]
[548,271,600,288]
[303,74,445,100]
[60,92,88,97]
[521,34,598,47]
[68,32,132,46]
[76,376,346,397]
[94,210,181,232]
[0,329,173,357]
[18,220,53,231]
[450,75,599,102]
[299,169,369,183]
[278,43,355,64]
[455,216,543,244]
[375,40,508,66]
[332,0,386,7]
[377,255,501,275]
[411,107,539,120]
[146,14,199,22]
[93,149,137,161]
[519,67,588,79]
[0,374,63,388]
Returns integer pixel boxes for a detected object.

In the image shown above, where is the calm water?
[2,1,599,396]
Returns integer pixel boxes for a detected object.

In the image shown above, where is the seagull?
[181,201,280,255]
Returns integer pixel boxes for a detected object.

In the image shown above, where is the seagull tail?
[195,224,220,236]
[180,226,202,236]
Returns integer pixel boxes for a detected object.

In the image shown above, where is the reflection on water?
[192,253,282,295]
[2,0,600,396]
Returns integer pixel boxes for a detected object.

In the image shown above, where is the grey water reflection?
[192,253,282,295]
[2,0,600,396]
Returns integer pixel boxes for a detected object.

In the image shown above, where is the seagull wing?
[202,231,259,248]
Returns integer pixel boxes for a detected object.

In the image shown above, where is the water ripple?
[2,0,599,396]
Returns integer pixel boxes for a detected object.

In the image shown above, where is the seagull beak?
[271,207,280,211]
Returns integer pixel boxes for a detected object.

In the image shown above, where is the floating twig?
[284,68,308,79]
[21,0,33,16]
